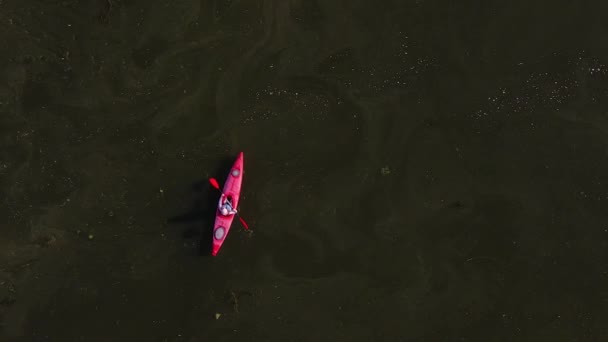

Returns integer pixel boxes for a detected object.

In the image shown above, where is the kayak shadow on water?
[167,156,238,256]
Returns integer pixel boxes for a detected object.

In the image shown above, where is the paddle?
[209,177,250,230]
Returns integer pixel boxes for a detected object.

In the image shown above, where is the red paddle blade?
[239,216,250,230]
[209,178,220,190]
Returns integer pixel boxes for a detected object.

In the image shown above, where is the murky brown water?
[1,0,608,340]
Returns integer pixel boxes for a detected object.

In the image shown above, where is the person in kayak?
[218,194,238,216]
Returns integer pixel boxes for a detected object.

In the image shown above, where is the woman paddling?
[218,194,238,216]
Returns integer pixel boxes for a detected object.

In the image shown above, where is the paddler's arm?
[225,201,237,214]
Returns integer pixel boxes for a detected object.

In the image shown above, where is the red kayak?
[211,152,245,256]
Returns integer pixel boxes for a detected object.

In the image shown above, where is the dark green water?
[1,0,608,340]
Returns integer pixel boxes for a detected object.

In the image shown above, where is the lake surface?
[1,0,608,340]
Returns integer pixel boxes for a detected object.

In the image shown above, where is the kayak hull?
[211,152,244,256]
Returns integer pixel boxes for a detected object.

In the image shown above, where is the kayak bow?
[211,152,244,256]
